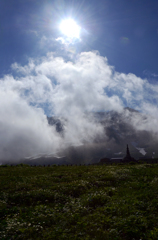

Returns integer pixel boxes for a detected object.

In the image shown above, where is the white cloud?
[0,88,62,161]
[56,37,66,44]
[1,50,158,161]
[11,59,35,75]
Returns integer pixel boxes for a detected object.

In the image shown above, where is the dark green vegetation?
[1,164,158,239]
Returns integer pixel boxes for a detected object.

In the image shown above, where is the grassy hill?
[1,163,158,239]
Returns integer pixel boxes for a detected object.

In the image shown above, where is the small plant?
[1,163,158,239]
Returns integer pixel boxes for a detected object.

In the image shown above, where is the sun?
[59,18,81,39]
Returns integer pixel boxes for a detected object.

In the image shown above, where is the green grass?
[1,163,158,239]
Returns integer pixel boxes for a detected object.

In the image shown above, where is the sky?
[1,0,158,77]
[1,0,158,161]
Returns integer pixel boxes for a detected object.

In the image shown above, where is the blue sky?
[1,0,158,116]
[1,0,158,160]
[1,0,158,78]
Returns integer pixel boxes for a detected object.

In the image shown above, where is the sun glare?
[60,18,81,39]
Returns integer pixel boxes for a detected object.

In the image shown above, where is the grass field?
[1,163,158,239]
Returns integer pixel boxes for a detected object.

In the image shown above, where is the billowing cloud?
[0,87,62,161]
[1,50,158,161]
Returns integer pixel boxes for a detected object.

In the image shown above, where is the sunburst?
[60,18,81,39]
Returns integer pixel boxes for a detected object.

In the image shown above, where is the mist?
[1,51,158,163]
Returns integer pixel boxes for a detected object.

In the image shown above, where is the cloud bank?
[1,51,158,161]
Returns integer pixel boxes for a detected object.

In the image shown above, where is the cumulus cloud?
[0,88,62,161]
[1,50,158,161]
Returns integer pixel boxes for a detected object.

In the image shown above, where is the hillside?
[46,108,158,164]
[1,163,158,239]
[2,108,157,166]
